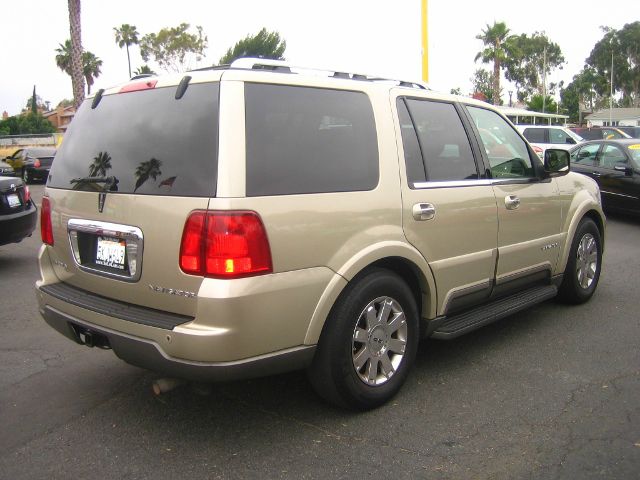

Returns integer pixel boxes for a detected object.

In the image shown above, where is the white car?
[516,125,584,158]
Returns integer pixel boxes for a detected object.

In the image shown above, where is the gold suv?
[37,59,605,410]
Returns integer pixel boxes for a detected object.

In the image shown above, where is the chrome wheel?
[576,233,598,289]
[352,296,408,386]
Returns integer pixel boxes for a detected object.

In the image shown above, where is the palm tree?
[67,0,85,108]
[475,21,512,106]
[82,51,103,94]
[114,24,140,78]
[55,40,103,95]
[134,158,163,192]
[134,65,156,76]
[89,152,112,177]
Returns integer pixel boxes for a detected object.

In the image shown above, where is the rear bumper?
[0,204,37,245]
[41,304,316,382]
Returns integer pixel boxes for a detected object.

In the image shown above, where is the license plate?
[7,194,21,208]
[95,237,126,270]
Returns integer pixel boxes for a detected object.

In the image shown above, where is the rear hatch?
[0,177,30,214]
[44,79,220,317]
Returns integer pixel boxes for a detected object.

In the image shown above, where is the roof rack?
[227,58,430,90]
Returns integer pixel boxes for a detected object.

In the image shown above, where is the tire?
[308,268,419,410]
[557,218,602,304]
[22,168,30,184]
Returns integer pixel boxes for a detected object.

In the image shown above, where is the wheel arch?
[303,243,436,345]
[558,204,605,275]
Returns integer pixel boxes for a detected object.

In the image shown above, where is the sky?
[1,0,635,116]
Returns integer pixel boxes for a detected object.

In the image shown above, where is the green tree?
[139,23,207,72]
[67,0,85,108]
[114,24,140,78]
[450,87,463,95]
[475,21,512,105]
[218,28,286,65]
[26,88,47,113]
[504,32,565,102]
[587,22,640,107]
[0,113,56,135]
[55,40,103,94]
[471,69,498,103]
[134,65,156,76]
[526,94,558,114]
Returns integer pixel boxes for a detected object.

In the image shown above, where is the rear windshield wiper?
[70,175,119,191]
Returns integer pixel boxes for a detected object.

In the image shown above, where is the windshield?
[48,82,219,196]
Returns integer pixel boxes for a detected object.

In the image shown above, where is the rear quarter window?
[245,84,379,196]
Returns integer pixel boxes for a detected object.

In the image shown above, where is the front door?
[466,106,563,291]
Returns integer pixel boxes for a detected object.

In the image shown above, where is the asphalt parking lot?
[1,183,639,479]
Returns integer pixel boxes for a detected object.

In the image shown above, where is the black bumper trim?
[42,305,316,382]
[39,282,193,330]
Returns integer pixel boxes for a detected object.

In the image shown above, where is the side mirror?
[614,163,633,176]
[544,149,570,177]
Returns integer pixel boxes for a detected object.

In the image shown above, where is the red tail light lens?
[34,159,41,168]
[23,185,31,203]
[180,211,272,278]
[41,197,54,246]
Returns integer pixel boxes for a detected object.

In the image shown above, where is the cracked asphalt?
[1,184,639,479]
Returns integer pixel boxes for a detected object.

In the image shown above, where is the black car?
[4,147,56,184]
[0,159,16,176]
[570,139,640,215]
[0,176,37,245]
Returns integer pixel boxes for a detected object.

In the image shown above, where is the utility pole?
[542,45,547,113]
[609,49,614,126]
[421,0,428,83]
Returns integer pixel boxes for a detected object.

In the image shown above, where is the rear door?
[44,80,221,317]
[394,95,498,315]
[466,106,563,290]
[596,143,640,212]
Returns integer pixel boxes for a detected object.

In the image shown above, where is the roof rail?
[228,57,430,90]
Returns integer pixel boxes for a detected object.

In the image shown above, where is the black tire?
[308,268,419,410]
[557,218,602,304]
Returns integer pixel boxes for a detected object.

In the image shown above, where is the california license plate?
[95,237,126,270]
[7,194,20,208]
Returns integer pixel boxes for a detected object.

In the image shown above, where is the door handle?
[412,203,436,221]
[505,195,520,210]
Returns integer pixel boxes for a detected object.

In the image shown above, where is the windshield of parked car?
[627,144,640,166]
[48,83,219,197]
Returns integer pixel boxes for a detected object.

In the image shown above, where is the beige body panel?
[492,180,563,282]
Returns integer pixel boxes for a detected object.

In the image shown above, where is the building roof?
[586,108,640,121]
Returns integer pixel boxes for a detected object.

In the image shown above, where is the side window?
[600,145,627,169]
[549,129,571,144]
[245,84,379,196]
[397,99,426,184]
[404,99,478,182]
[522,128,545,143]
[467,106,534,178]
[571,144,600,166]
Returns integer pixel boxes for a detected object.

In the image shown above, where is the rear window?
[245,84,378,196]
[522,128,545,143]
[47,83,219,196]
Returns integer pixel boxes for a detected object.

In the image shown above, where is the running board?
[431,285,558,340]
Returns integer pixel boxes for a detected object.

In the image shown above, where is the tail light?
[41,197,54,246]
[34,159,41,168]
[533,146,543,159]
[23,185,31,203]
[180,211,272,278]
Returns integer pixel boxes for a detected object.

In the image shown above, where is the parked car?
[0,176,37,245]
[0,159,16,177]
[516,125,584,157]
[617,126,640,139]
[569,126,631,141]
[4,147,56,184]
[36,58,605,410]
[570,139,640,215]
